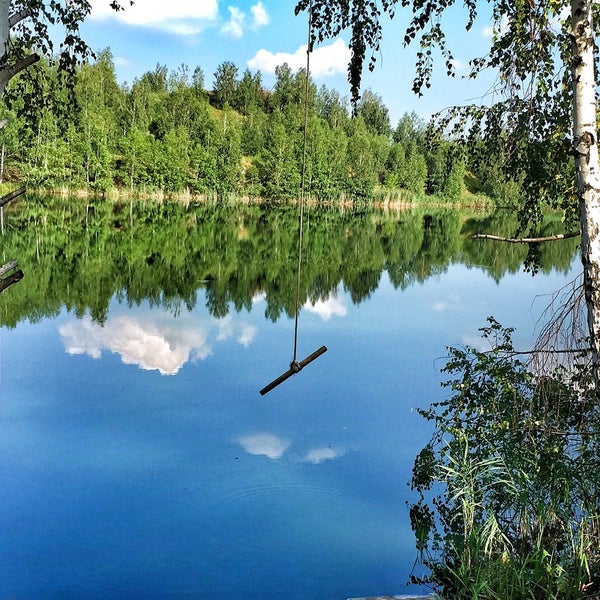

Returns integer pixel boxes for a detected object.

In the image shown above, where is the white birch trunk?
[571,0,600,371]
[0,0,9,61]
[0,0,9,96]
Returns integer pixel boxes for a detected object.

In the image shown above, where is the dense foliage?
[410,319,600,598]
[0,49,527,203]
[297,0,589,228]
[0,196,577,328]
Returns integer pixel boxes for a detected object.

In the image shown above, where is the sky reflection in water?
[0,261,580,599]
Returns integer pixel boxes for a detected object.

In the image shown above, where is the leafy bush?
[410,318,600,598]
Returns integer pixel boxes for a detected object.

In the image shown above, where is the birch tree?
[298,0,600,369]
[0,0,123,294]
[571,0,600,368]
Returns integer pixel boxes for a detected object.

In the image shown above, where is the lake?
[0,198,580,599]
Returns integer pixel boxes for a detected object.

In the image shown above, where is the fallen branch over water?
[0,187,26,209]
[472,231,581,243]
[0,260,23,294]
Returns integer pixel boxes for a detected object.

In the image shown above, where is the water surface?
[0,199,580,598]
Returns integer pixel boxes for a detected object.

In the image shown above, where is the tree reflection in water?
[0,196,579,328]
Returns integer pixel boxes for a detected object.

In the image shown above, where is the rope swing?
[260,0,327,395]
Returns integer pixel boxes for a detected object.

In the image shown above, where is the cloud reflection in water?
[303,291,347,321]
[236,433,346,464]
[59,309,257,375]
[302,446,344,464]
[237,433,290,459]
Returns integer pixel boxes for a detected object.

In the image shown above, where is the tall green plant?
[410,318,600,598]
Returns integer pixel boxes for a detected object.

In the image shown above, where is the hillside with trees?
[0,49,522,204]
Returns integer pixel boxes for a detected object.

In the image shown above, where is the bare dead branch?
[0,187,25,209]
[0,118,8,131]
[471,231,581,244]
[472,231,581,243]
[530,274,590,375]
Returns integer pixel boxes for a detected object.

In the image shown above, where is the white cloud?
[215,316,257,347]
[461,334,491,352]
[482,15,510,39]
[482,25,494,38]
[216,315,234,341]
[220,6,245,39]
[248,38,350,79]
[304,292,347,321]
[450,58,464,71]
[432,293,460,312]
[113,56,131,68]
[251,1,270,27]
[220,2,270,39]
[90,0,219,36]
[310,39,351,77]
[237,433,290,459]
[302,446,343,464]
[550,6,570,32]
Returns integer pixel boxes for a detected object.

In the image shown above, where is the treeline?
[0,50,518,202]
[0,197,577,327]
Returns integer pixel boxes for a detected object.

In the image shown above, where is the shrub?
[410,318,600,598]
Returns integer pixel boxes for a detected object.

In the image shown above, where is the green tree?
[72,49,123,190]
[344,115,379,199]
[305,115,347,199]
[393,112,425,148]
[159,126,192,192]
[315,86,349,129]
[117,127,155,190]
[192,66,205,96]
[212,108,243,197]
[358,90,391,137]
[241,105,268,156]
[233,69,264,114]
[403,151,428,194]
[212,61,239,109]
[256,113,301,199]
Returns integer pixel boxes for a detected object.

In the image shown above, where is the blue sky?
[82,0,500,125]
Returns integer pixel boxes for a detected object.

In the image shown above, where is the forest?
[0,49,521,204]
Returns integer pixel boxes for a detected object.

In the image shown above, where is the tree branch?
[0,259,18,278]
[0,187,26,209]
[471,231,581,244]
[6,52,40,80]
[9,8,33,29]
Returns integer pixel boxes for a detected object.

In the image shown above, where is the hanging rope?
[292,0,313,365]
[259,0,327,395]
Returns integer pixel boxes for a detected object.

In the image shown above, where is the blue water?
[0,262,580,599]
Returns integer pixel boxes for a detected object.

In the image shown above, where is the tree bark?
[0,0,8,63]
[571,0,600,375]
